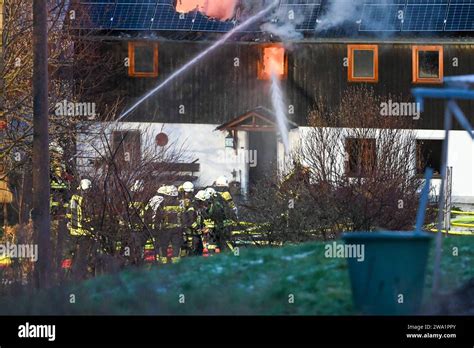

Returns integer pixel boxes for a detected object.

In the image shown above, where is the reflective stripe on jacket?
[69,194,88,236]
[160,205,184,229]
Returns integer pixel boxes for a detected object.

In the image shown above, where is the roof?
[73,0,474,39]
[215,106,298,132]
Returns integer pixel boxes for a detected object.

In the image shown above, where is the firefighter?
[185,189,209,256]
[214,176,238,220]
[202,187,226,255]
[179,181,195,256]
[68,179,92,237]
[154,185,185,264]
[142,194,163,263]
[280,160,310,199]
[49,143,71,217]
[179,181,194,209]
[65,179,93,278]
[127,180,150,264]
[214,176,239,251]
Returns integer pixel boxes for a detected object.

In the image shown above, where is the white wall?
[76,123,474,202]
[293,127,474,203]
[415,129,474,203]
[77,122,250,192]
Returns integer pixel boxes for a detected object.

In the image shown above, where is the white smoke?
[261,22,303,40]
[316,0,400,32]
[260,1,309,41]
[316,0,362,32]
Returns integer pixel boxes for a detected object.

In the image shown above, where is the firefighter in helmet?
[185,189,209,256]
[212,176,238,252]
[126,179,151,264]
[68,179,92,237]
[64,178,93,278]
[178,181,194,209]
[200,187,226,256]
[179,181,195,256]
[49,142,71,218]
[154,185,185,264]
[214,176,238,219]
[144,194,164,262]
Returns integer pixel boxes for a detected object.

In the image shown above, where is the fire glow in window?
[258,46,287,80]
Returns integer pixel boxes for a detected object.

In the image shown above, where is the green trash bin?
[342,231,433,315]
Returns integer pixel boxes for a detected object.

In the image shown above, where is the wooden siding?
[98,41,474,130]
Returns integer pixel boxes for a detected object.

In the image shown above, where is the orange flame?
[175,0,237,21]
[260,46,286,80]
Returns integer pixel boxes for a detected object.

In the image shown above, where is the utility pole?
[0,0,7,231]
[32,0,51,288]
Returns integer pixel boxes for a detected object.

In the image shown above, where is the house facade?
[74,1,474,202]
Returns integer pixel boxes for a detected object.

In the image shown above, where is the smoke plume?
[316,0,362,32]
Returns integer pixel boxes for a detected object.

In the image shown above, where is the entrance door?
[248,131,277,185]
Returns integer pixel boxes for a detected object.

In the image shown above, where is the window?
[345,138,377,177]
[412,46,443,84]
[258,45,288,80]
[416,139,442,177]
[348,45,378,83]
[128,42,158,78]
[112,131,141,166]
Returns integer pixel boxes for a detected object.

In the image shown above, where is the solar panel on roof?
[359,3,405,31]
[72,0,474,34]
[77,2,115,29]
[274,0,322,31]
[112,3,156,30]
[445,0,474,31]
[402,0,449,31]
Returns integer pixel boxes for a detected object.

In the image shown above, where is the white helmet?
[49,142,64,156]
[168,185,178,197]
[158,185,178,197]
[157,186,168,195]
[205,187,217,197]
[215,176,229,187]
[149,195,164,210]
[195,190,210,202]
[182,181,194,193]
[131,180,144,193]
[79,179,92,191]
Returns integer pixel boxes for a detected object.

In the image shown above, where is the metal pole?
[444,166,453,235]
[432,102,452,294]
[32,0,51,288]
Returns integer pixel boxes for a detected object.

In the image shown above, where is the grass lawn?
[1,235,473,315]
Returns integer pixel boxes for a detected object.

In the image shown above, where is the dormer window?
[348,44,379,83]
[128,42,158,78]
[412,45,443,84]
